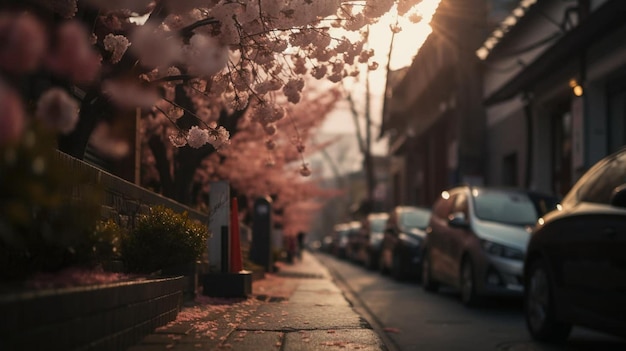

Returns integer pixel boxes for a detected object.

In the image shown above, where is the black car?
[524,148,626,341]
[330,223,350,259]
[379,206,431,281]
[360,212,389,270]
[344,221,364,263]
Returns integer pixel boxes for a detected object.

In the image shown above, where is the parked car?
[331,223,351,259]
[379,206,432,281]
[360,212,390,270]
[331,222,361,259]
[421,186,559,307]
[524,148,626,342]
[344,221,364,262]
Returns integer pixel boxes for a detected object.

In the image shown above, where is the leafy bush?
[92,219,124,262]
[121,205,210,274]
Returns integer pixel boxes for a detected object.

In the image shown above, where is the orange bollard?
[230,197,243,273]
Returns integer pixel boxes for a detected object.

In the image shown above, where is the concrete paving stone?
[288,290,350,306]
[294,280,342,293]
[223,330,284,351]
[283,329,387,351]
[237,304,368,331]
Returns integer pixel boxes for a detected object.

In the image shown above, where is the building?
[481,0,626,197]
[383,0,626,205]
[381,0,497,207]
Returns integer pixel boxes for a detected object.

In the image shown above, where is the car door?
[445,190,471,287]
[558,156,626,327]
[381,209,399,271]
[427,192,454,282]
[429,189,464,286]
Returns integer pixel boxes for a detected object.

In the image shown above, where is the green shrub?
[92,219,124,262]
[121,205,210,274]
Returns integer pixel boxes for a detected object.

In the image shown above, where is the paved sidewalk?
[127,250,388,350]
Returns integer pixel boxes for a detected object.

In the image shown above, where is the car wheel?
[422,250,439,292]
[525,259,572,342]
[391,254,405,281]
[460,257,480,307]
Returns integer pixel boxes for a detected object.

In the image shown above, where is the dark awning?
[484,0,626,106]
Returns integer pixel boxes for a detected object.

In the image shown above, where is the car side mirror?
[610,184,626,208]
[448,212,470,228]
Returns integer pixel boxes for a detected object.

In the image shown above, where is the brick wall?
[56,151,210,230]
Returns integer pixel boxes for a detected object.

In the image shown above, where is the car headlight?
[480,239,524,260]
[399,233,422,247]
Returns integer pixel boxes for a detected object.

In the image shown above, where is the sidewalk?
[127,250,388,350]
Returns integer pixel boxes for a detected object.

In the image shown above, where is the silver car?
[421,186,559,306]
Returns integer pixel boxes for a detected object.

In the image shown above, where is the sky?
[320,1,441,137]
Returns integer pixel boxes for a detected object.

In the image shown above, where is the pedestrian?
[296,231,306,260]
[286,236,297,264]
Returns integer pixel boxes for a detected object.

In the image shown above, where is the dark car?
[344,221,364,263]
[524,148,626,342]
[379,206,432,281]
[360,212,390,270]
[330,223,350,259]
[421,186,559,306]
[331,221,360,259]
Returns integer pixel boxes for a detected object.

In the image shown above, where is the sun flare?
[370,0,442,70]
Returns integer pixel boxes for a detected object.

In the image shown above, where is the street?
[314,252,626,351]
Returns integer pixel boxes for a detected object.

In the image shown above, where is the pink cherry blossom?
[101,79,158,110]
[103,33,130,64]
[0,12,47,74]
[89,122,130,159]
[187,126,209,149]
[36,88,79,134]
[45,20,102,84]
[0,82,25,144]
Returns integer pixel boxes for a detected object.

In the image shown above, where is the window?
[577,152,626,205]
[400,208,431,230]
[473,189,539,225]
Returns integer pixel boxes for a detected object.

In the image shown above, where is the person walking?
[296,231,306,260]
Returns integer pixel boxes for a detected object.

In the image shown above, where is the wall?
[56,151,210,230]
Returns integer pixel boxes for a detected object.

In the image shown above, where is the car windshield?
[400,208,431,230]
[472,190,540,226]
[370,218,387,232]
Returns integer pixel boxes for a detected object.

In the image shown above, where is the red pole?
[230,197,243,273]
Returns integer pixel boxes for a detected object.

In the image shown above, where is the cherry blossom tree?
[0,0,426,205]
[140,85,345,234]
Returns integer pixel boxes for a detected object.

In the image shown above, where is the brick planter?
[0,276,185,351]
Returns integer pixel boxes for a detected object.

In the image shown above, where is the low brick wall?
[56,152,210,230]
[0,152,213,349]
[0,277,184,351]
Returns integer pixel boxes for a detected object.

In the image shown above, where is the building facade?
[383,0,626,207]
[482,0,626,197]
[381,0,494,207]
